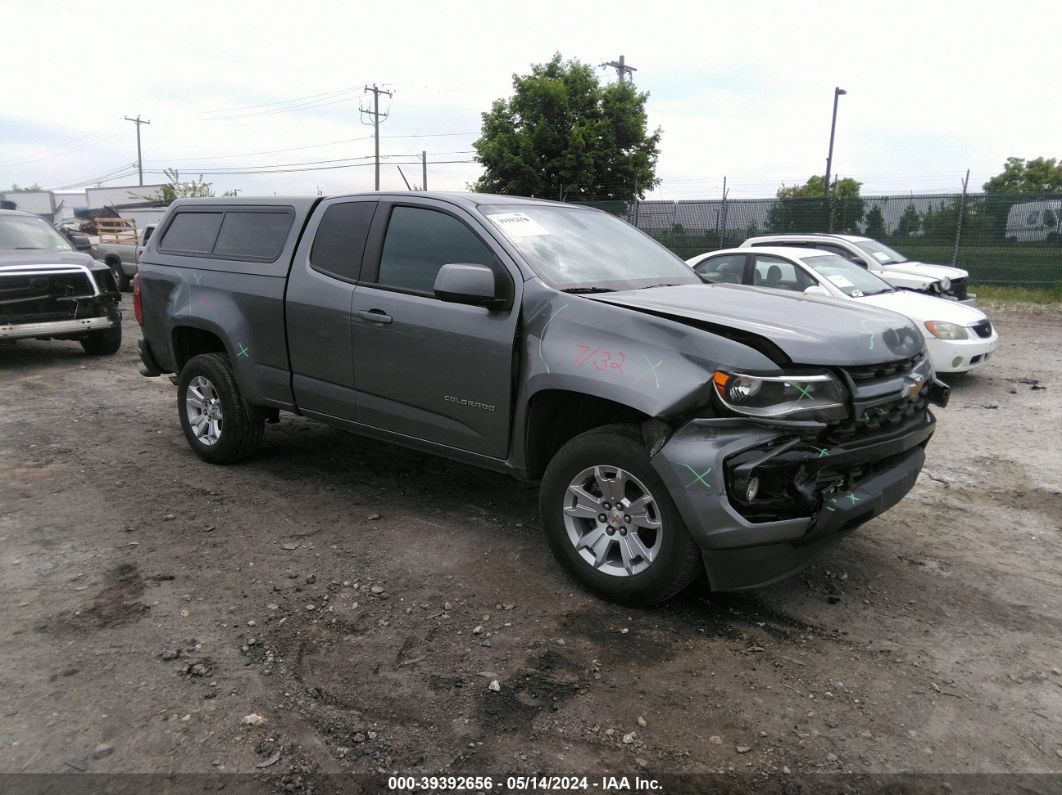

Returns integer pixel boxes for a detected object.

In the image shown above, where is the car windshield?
[803,254,894,297]
[0,214,73,251]
[854,239,907,265]
[481,205,700,291]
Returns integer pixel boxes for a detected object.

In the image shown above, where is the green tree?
[766,175,864,233]
[896,203,921,237]
[472,53,661,202]
[7,183,43,191]
[983,157,1062,193]
[864,205,886,237]
[134,168,225,205]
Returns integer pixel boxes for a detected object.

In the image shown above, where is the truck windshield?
[803,254,894,296]
[855,239,907,265]
[0,215,73,252]
[481,205,700,291]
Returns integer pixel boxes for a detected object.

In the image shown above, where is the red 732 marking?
[574,345,626,373]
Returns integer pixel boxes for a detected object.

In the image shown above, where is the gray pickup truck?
[136,193,948,605]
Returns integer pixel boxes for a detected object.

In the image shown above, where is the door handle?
[356,309,393,325]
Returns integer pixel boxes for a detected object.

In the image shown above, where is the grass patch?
[973,284,1062,304]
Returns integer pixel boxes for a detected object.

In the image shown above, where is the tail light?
[133,273,143,325]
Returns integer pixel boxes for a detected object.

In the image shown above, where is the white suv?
[740,233,975,305]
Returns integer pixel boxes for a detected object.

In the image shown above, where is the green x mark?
[634,354,663,390]
[876,407,888,416]
[791,382,814,401]
[814,446,830,458]
[680,464,713,489]
[236,343,250,358]
[846,493,860,505]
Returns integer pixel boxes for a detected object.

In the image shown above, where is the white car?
[739,233,975,305]
[687,247,998,374]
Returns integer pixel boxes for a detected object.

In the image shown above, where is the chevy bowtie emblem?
[901,373,925,399]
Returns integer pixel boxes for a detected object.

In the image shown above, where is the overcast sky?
[3,0,1059,200]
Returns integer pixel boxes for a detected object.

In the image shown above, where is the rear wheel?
[540,424,702,606]
[80,323,122,355]
[177,353,264,464]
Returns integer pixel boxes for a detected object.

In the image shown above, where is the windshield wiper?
[640,283,683,289]
[561,286,614,294]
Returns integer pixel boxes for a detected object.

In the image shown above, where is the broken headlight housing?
[712,370,848,421]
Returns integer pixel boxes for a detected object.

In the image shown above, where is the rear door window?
[213,211,292,260]
[310,201,378,281]
[159,212,223,253]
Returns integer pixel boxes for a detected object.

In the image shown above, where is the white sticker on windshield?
[872,251,890,262]
[826,274,854,288]
[488,212,551,238]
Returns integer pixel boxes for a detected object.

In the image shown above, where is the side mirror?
[434,263,508,309]
[803,285,830,297]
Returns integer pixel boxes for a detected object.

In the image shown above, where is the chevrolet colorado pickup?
[136,193,948,605]
[0,209,122,355]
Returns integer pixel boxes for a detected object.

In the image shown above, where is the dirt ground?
[1,303,1060,793]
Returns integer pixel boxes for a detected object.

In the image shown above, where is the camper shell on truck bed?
[137,193,949,605]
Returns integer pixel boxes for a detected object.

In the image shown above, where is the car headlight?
[923,320,968,340]
[939,277,951,292]
[712,371,848,420]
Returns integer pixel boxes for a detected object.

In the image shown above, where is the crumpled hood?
[0,250,103,270]
[882,260,968,281]
[586,283,925,365]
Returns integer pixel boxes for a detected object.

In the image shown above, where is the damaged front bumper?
[0,262,120,340]
[650,410,937,591]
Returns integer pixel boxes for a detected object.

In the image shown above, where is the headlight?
[712,371,848,420]
[923,320,968,340]
[939,277,951,292]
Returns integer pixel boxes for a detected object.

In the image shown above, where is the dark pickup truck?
[1,209,122,355]
[136,192,948,605]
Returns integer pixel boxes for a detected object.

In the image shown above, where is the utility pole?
[599,55,637,84]
[124,114,151,186]
[422,150,427,191]
[823,87,846,231]
[361,84,393,190]
[952,169,970,265]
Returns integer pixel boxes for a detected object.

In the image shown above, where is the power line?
[0,127,124,168]
[146,135,375,163]
[201,86,360,115]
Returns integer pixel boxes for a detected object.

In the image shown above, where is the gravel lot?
[1,304,1060,791]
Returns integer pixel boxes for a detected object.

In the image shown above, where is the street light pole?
[823,87,846,231]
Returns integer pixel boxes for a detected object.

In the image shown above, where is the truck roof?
[168,192,583,213]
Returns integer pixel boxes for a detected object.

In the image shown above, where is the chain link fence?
[580,192,1062,286]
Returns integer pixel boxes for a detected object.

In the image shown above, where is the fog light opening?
[951,356,963,368]
[745,476,760,502]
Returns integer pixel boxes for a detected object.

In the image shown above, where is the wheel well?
[172,327,226,371]
[104,254,121,265]
[524,390,652,480]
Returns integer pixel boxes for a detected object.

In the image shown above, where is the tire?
[177,352,264,464]
[80,323,122,355]
[107,258,130,291]
[539,424,702,606]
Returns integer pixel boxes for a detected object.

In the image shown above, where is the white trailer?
[1005,199,1062,242]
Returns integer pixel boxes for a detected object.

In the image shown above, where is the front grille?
[0,271,97,324]
[971,319,992,338]
[842,353,921,384]
[950,278,968,301]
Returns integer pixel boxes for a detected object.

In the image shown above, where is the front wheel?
[80,323,122,355]
[539,424,702,606]
[177,353,264,464]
